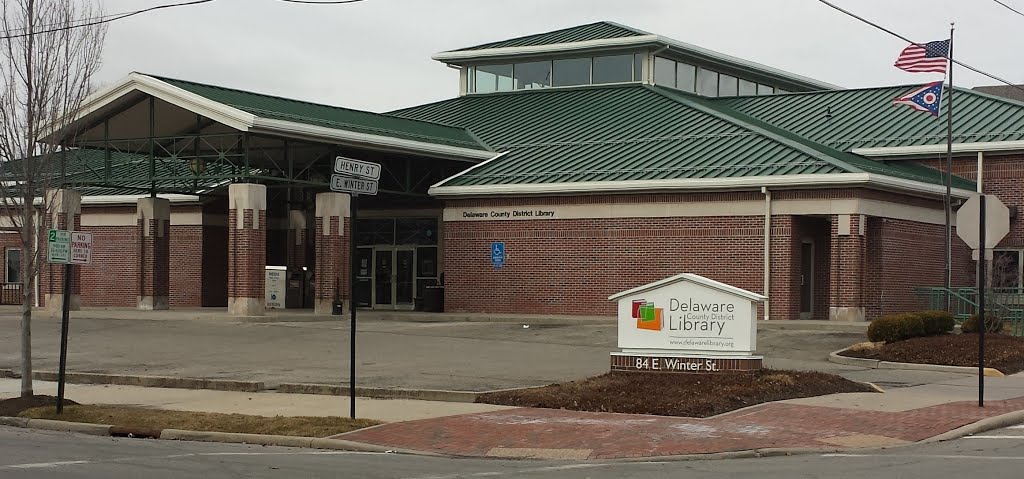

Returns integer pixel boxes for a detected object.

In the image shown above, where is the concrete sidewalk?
[0,378,511,423]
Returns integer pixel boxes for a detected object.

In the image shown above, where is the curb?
[9,370,267,392]
[828,349,1006,377]
[2,369,490,401]
[0,416,436,456]
[277,383,479,403]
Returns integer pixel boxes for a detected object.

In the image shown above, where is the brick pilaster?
[830,214,867,321]
[314,192,350,315]
[137,197,170,310]
[228,184,267,316]
[43,189,82,312]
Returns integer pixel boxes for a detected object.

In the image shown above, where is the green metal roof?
[150,75,488,151]
[715,86,1024,150]
[389,84,972,189]
[452,21,647,51]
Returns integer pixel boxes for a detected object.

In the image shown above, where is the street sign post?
[334,156,382,181]
[329,158,382,419]
[46,229,92,414]
[330,175,378,196]
[956,194,1010,408]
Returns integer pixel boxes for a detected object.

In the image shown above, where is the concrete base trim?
[314,298,349,316]
[829,307,866,322]
[137,296,169,311]
[228,297,264,316]
[829,348,1006,376]
[45,294,81,312]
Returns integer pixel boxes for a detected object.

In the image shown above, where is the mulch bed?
[841,333,1024,374]
[476,369,875,418]
[0,395,77,417]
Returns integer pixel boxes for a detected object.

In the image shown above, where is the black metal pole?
[978,195,986,408]
[56,262,72,414]
[349,194,358,419]
[944,26,955,307]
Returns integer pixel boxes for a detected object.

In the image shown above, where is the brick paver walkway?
[340,397,1024,459]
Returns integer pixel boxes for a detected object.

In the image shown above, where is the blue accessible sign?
[491,242,505,268]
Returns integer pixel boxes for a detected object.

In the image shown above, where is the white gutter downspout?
[762,187,772,321]
[977,151,984,193]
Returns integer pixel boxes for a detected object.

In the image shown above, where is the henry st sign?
[334,156,381,181]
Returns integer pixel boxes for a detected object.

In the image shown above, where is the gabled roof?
[974,85,1024,103]
[388,83,974,196]
[452,21,648,51]
[433,21,838,92]
[66,73,494,161]
[716,86,1024,154]
[152,75,487,151]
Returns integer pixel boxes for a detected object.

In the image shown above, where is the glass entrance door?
[800,240,814,320]
[373,249,393,307]
[370,247,416,310]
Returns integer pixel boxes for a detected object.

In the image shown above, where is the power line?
[0,0,366,41]
[992,0,1024,18]
[817,0,1024,94]
[0,0,218,40]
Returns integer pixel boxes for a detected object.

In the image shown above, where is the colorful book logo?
[632,299,663,331]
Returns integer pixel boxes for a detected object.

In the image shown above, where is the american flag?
[894,40,950,73]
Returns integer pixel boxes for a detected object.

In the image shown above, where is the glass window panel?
[757,83,775,95]
[697,68,719,96]
[993,251,1021,289]
[739,79,757,95]
[356,219,395,246]
[5,249,19,283]
[653,56,676,87]
[718,74,738,97]
[633,53,643,81]
[552,57,590,87]
[592,54,633,84]
[676,63,696,92]
[474,64,511,94]
[514,61,551,89]
[416,247,438,278]
[396,218,439,245]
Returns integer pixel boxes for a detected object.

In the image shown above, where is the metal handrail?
[914,286,1024,336]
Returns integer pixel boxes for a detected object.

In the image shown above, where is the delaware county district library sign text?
[609,273,766,373]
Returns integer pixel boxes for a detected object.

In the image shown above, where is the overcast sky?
[95,0,1024,112]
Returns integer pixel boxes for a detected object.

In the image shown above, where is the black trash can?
[331,299,343,315]
[423,286,444,313]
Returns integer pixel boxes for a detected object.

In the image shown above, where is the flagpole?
[944,24,955,306]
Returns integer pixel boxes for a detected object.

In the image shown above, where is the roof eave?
[429,173,975,200]
[432,35,660,62]
[48,73,258,142]
[853,141,1024,158]
[250,117,495,162]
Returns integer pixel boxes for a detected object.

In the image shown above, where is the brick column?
[314,192,350,315]
[44,189,82,312]
[137,197,170,310]
[829,214,867,321]
[287,209,309,270]
[228,184,267,316]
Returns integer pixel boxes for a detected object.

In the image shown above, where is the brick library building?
[5,22,1024,322]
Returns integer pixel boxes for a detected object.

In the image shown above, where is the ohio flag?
[893,81,944,117]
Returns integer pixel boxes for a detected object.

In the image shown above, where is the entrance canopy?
[46,73,496,199]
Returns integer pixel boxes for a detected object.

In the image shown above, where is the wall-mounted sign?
[608,273,765,373]
[491,242,505,268]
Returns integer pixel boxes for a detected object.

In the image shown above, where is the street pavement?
[0,309,967,391]
[2,425,1024,478]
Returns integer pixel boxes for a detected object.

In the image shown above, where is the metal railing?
[915,286,1024,336]
[0,283,22,305]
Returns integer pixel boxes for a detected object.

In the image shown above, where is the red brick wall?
[314,217,350,306]
[443,215,779,317]
[864,217,974,318]
[79,224,138,307]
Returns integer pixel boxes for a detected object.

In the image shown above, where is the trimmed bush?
[961,313,1004,334]
[917,310,956,336]
[868,313,926,343]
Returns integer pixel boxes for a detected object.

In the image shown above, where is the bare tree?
[0,0,105,398]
